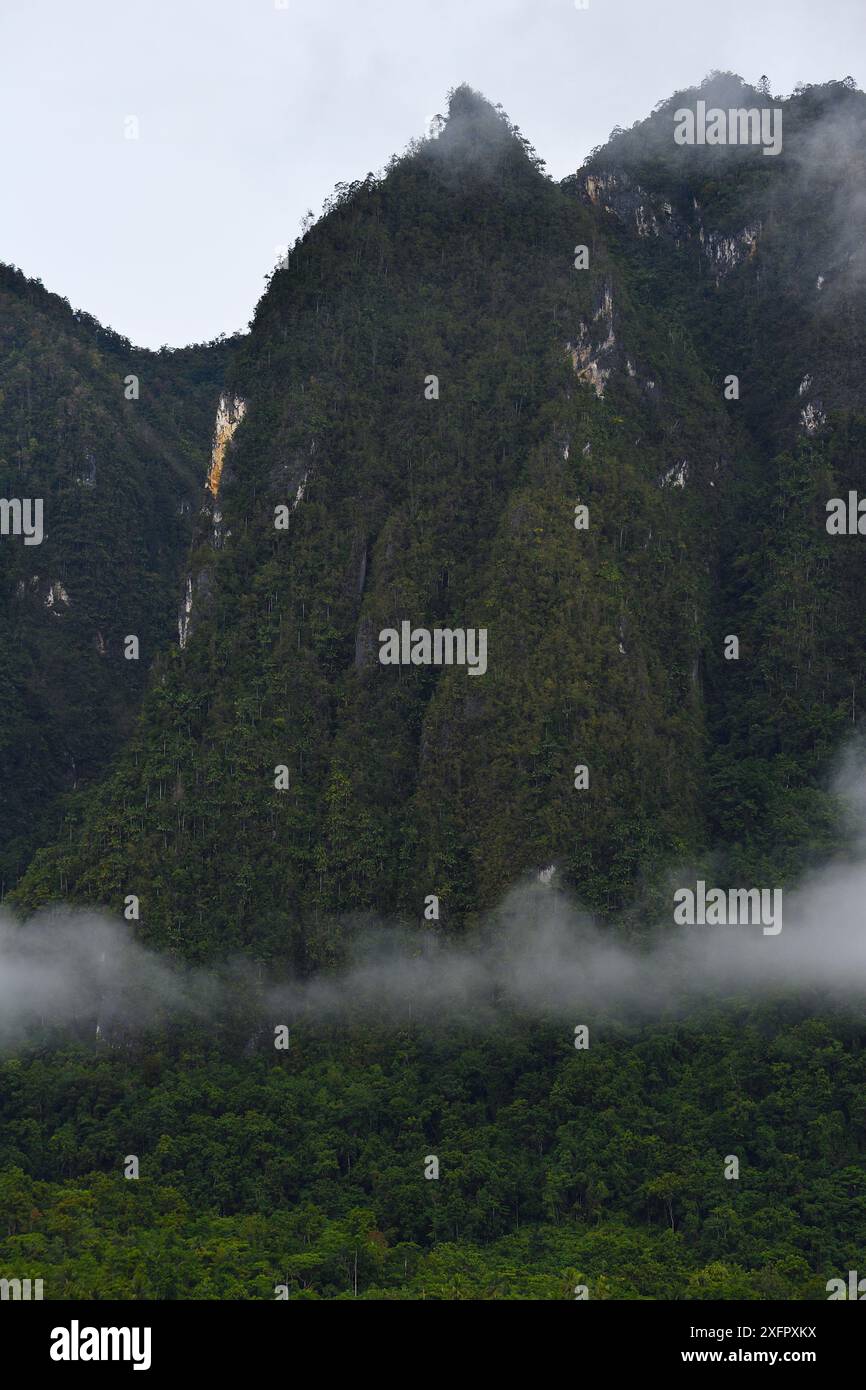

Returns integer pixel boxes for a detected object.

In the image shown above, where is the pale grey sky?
[1,0,863,348]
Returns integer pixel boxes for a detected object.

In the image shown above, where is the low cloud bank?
[4,758,866,1042]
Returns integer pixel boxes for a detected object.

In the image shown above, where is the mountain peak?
[423,83,545,181]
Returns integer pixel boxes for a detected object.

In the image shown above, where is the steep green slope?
[569,73,866,881]
[0,266,232,890]
[15,87,741,955]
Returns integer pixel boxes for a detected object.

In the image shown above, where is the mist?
[4,757,866,1048]
[785,89,866,306]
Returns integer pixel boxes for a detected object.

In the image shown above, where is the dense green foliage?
[2,1007,865,1299]
[0,266,232,890]
[575,72,866,883]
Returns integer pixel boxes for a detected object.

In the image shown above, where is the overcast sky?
[1,0,863,349]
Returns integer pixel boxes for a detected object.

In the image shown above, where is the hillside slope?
[0,267,232,889]
[568,72,866,881]
[16,87,750,956]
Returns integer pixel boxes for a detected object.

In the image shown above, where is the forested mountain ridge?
[11,77,865,925]
[566,72,866,884]
[0,265,232,891]
[3,77,866,1303]
[13,81,792,954]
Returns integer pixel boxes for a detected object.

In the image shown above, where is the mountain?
[3,77,866,1302]
[15,77,866,950]
[0,266,232,891]
[10,82,774,953]
[569,71,866,883]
